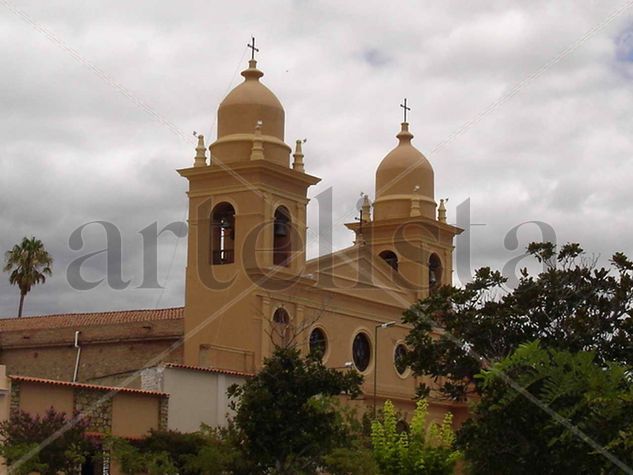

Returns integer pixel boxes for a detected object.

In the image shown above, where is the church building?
[0,47,465,425]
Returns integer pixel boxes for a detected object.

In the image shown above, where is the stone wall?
[75,388,113,433]
[9,381,20,417]
[0,319,183,387]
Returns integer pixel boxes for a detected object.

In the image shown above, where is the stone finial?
[361,194,371,222]
[250,121,265,160]
[438,198,447,223]
[194,134,207,167]
[410,185,421,217]
[292,140,305,172]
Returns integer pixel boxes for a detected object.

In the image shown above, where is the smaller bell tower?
[346,113,461,299]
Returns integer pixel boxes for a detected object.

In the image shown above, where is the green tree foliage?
[0,408,92,475]
[403,242,633,400]
[105,435,178,475]
[227,346,363,474]
[371,400,460,475]
[3,236,53,317]
[458,341,633,474]
[106,427,240,475]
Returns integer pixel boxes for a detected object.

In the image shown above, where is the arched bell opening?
[379,250,399,271]
[211,202,235,265]
[429,253,443,293]
[273,206,292,266]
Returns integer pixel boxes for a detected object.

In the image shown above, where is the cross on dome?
[400,98,411,123]
[247,36,259,60]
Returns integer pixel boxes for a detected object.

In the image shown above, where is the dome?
[374,123,436,220]
[209,59,291,167]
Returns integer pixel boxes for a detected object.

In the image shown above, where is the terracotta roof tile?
[0,307,184,332]
[164,362,253,378]
[10,374,168,397]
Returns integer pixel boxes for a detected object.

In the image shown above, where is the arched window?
[429,253,442,293]
[211,203,235,265]
[273,206,291,266]
[379,250,399,271]
[272,308,291,347]
[309,327,328,360]
[352,332,371,372]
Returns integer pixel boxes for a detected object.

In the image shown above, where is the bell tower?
[346,112,461,299]
[178,54,320,371]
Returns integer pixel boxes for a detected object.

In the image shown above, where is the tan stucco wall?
[0,367,9,475]
[111,393,160,438]
[19,382,74,417]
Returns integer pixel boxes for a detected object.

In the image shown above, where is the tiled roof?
[10,375,168,397]
[164,362,253,378]
[0,307,184,332]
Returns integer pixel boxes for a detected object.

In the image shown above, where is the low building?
[141,362,250,433]
[0,366,168,475]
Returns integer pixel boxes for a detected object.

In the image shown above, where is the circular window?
[394,344,409,376]
[352,332,372,372]
[309,328,327,360]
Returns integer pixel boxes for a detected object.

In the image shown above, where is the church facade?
[0,53,465,424]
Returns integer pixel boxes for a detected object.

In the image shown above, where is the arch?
[273,206,292,266]
[211,202,235,265]
[272,307,291,348]
[379,250,399,271]
[308,327,328,361]
[429,253,442,293]
[352,332,372,372]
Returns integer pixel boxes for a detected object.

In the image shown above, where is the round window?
[309,328,327,359]
[394,344,409,375]
[352,332,371,372]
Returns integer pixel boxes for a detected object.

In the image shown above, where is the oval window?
[394,344,408,375]
[352,333,371,372]
[309,328,327,360]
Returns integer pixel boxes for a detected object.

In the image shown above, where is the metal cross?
[400,98,411,123]
[247,36,259,60]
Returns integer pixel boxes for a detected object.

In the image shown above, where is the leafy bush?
[371,400,460,475]
[0,408,93,475]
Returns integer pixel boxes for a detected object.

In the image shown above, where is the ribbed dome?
[210,59,291,167]
[374,123,436,220]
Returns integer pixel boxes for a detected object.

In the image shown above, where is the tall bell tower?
[178,52,320,371]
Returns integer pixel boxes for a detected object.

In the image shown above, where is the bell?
[219,218,231,230]
[274,221,288,236]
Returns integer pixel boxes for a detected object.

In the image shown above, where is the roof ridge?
[9,374,168,397]
[0,306,184,322]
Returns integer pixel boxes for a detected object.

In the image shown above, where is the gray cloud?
[2,1,633,317]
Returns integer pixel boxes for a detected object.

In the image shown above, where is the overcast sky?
[1,1,632,317]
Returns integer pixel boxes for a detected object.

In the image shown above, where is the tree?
[402,242,633,400]
[3,236,53,317]
[371,400,460,475]
[227,346,363,474]
[0,408,93,475]
[457,341,633,474]
[106,427,242,475]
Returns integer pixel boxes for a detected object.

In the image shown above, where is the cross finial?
[400,98,411,123]
[247,36,259,60]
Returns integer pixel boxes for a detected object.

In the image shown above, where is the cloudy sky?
[1,1,632,317]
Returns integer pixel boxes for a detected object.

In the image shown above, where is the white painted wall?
[141,365,246,433]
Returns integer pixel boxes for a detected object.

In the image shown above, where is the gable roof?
[0,307,184,332]
[163,362,253,378]
[10,374,168,397]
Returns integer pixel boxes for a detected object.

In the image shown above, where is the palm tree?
[3,237,53,317]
